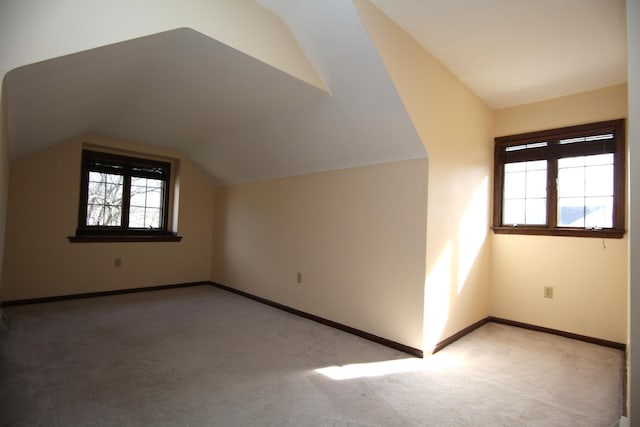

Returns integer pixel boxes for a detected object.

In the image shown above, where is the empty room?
[1,1,639,426]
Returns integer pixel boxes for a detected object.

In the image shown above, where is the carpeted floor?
[0,285,625,426]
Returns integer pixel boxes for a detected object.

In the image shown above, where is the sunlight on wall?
[423,243,452,350]
[457,176,489,294]
[314,353,465,381]
[423,177,490,352]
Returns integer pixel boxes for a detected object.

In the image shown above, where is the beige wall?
[0,134,215,300]
[495,84,628,136]
[354,0,494,351]
[492,84,628,343]
[212,159,428,350]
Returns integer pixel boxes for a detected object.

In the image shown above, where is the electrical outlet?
[297,272,302,284]
[114,257,122,267]
[544,286,554,299]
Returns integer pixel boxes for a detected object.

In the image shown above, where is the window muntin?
[76,150,172,236]
[493,119,625,238]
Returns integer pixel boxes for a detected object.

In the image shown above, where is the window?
[493,119,625,238]
[70,150,181,242]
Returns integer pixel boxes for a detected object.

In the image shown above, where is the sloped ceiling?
[2,1,425,185]
[371,0,628,109]
[1,0,628,184]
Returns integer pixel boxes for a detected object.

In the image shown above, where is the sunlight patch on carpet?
[315,353,465,381]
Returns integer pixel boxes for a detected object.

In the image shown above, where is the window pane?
[525,198,547,224]
[86,204,122,226]
[503,199,525,225]
[130,178,164,208]
[585,165,613,196]
[146,188,162,209]
[88,181,105,205]
[526,170,546,198]
[145,208,161,228]
[131,176,147,187]
[557,154,614,228]
[86,205,104,226]
[130,185,147,207]
[147,178,163,190]
[503,160,547,226]
[85,172,123,227]
[129,177,165,228]
[103,206,122,226]
[504,171,525,198]
[146,179,163,209]
[105,182,123,205]
[585,153,613,166]
[526,160,547,171]
[558,196,613,229]
[505,162,526,173]
[558,157,584,168]
[129,206,146,228]
[89,171,106,183]
[558,197,585,227]
[129,207,162,228]
[584,197,613,228]
[106,174,123,185]
[557,167,584,197]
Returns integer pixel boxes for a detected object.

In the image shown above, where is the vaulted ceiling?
[0,0,627,184]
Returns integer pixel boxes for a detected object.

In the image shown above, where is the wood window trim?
[492,119,626,238]
[68,149,182,243]
[68,234,182,243]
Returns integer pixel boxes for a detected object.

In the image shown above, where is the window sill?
[68,234,183,243]
[492,226,625,239]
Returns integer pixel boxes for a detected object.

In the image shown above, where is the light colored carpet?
[0,285,624,426]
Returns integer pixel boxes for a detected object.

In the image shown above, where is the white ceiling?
[371,0,628,109]
[5,12,425,184]
[2,0,628,184]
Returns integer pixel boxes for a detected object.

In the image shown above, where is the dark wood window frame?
[68,150,182,243]
[493,119,626,238]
